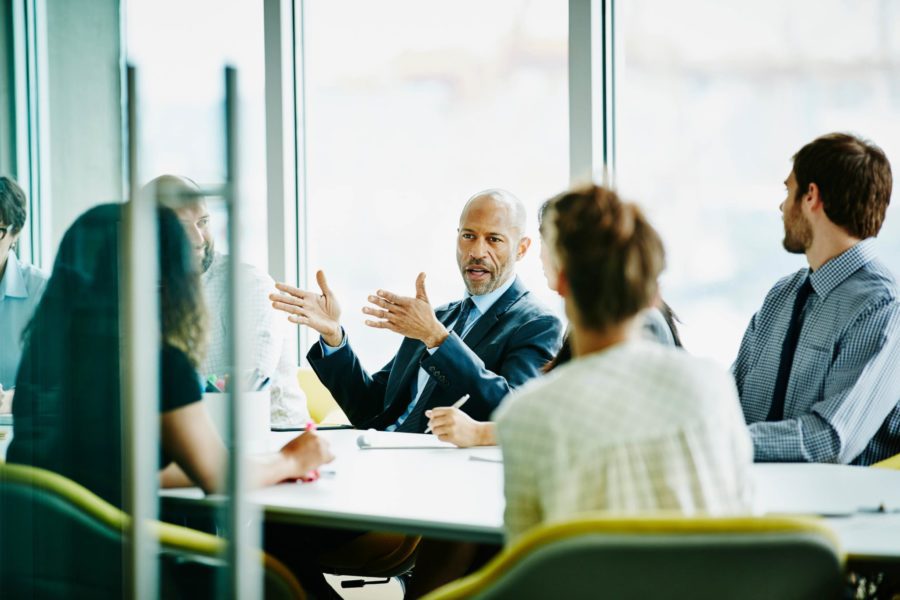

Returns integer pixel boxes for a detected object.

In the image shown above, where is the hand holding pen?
[278,422,334,483]
[424,394,470,435]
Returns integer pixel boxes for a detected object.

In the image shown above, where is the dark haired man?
[271,189,563,433]
[733,133,900,465]
[0,176,48,410]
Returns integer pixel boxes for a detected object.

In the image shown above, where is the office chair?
[871,452,900,469]
[423,514,844,600]
[297,367,350,425]
[0,462,305,599]
[316,532,421,589]
[297,367,420,590]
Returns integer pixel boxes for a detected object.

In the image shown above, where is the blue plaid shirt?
[733,239,900,465]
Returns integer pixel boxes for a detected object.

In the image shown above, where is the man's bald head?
[456,188,532,295]
[459,189,527,242]
[145,174,204,211]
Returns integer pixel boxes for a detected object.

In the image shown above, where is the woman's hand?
[425,407,496,448]
[279,430,335,477]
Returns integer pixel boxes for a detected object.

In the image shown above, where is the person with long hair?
[7,203,332,509]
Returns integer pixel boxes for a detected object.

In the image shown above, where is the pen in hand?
[424,394,470,435]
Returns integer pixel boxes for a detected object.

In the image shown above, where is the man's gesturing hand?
[270,270,343,347]
[363,273,449,348]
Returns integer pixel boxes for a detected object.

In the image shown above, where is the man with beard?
[150,175,309,427]
[733,133,900,465]
[271,189,563,432]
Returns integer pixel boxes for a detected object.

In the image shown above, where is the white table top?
[161,429,900,559]
[752,462,900,516]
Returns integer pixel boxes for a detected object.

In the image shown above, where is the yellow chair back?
[0,462,306,598]
[298,368,349,424]
[423,513,844,600]
[871,453,900,469]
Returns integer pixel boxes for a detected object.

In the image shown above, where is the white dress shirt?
[202,252,309,426]
[495,339,754,543]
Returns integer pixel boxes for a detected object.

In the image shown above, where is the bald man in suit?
[271,189,563,432]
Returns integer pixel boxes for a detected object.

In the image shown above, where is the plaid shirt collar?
[808,238,877,300]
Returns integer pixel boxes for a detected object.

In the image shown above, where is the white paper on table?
[355,429,458,450]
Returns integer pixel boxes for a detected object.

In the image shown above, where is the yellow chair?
[423,514,845,600]
[0,462,305,599]
[871,452,900,469]
[297,367,350,425]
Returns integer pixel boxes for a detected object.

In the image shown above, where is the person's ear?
[516,236,531,261]
[803,182,824,216]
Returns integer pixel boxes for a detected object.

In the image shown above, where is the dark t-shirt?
[8,343,201,508]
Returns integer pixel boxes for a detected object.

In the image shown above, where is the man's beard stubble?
[201,241,214,273]
[460,258,513,296]
[782,200,813,255]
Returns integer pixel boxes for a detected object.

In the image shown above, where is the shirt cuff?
[319,328,347,356]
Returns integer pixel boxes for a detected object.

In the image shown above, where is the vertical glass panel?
[617,0,900,364]
[303,0,569,370]
[123,2,270,597]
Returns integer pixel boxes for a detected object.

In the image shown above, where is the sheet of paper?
[355,429,458,450]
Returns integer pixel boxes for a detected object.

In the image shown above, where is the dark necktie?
[767,277,814,421]
[450,297,475,339]
[396,298,474,433]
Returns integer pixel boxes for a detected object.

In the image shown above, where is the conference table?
[161,429,900,561]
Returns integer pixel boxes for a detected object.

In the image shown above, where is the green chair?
[0,462,305,599]
[423,514,845,600]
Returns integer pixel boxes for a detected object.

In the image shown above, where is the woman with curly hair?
[8,203,332,508]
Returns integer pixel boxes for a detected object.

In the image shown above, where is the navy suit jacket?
[307,276,563,432]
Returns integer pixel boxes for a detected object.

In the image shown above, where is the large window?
[617,0,900,365]
[126,0,269,269]
[303,0,569,370]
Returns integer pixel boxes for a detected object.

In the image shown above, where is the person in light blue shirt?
[0,176,48,402]
[733,133,900,465]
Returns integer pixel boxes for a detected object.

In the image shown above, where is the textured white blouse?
[496,339,754,543]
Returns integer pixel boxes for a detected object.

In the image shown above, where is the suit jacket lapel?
[458,277,528,350]
[383,303,458,407]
